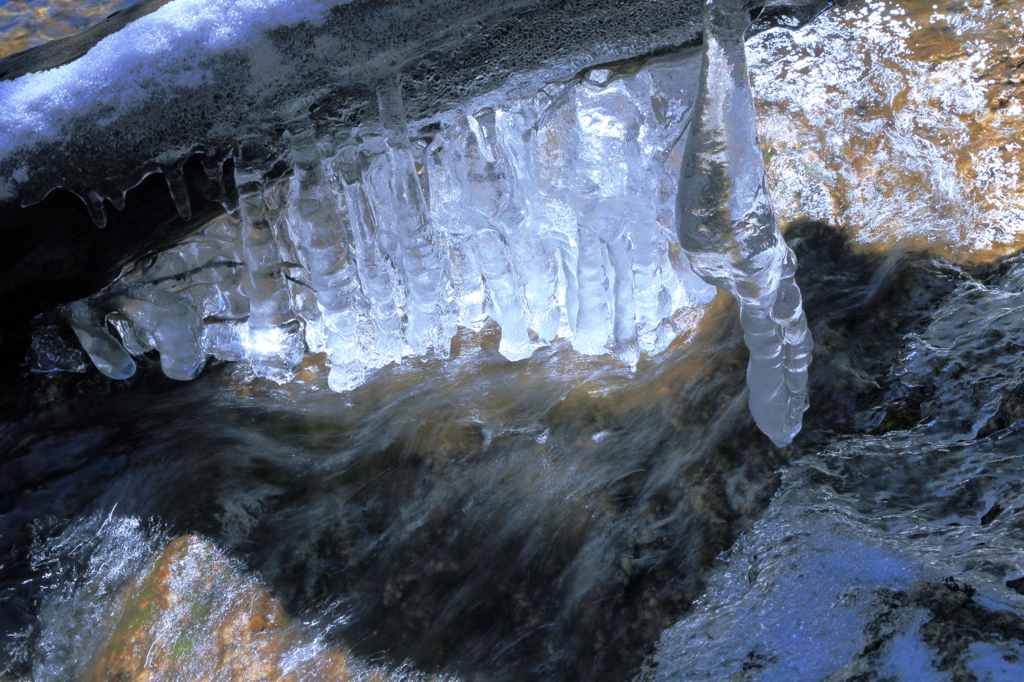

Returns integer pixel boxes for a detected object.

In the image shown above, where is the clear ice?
[47,0,813,449]
[675,0,812,445]
[12,0,814,434]
[42,0,811,448]
[59,49,719,386]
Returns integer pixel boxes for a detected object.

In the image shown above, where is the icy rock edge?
[48,34,727,387]
[676,0,812,446]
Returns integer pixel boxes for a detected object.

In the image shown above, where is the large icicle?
[675,0,812,445]
[286,123,373,391]
[371,77,454,357]
[333,148,405,367]
[234,139,304,379]
[493,106,566,346]
[446,112,532,360]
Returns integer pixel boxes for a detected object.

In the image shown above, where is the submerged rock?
[90,534,395,682]
[823,579,1024,682]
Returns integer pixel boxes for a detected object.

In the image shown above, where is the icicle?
[451,112,532,361]
[377,77,412,150]
[83,190,108,229]
[630,221,669,355]
[163,165,192,221]
[425,130,486,328]
[493,108,564,344]
[476,229,532,359]
[675,0,813,446]
[50,36,765,395]
[373,77,453,356]
[286,122,373,391]
[335,147,405,365]
[573,226,611,355]
[607,232,640,369]
[560,242,580,338]
[200,154,239,214]
[201,156,222,182]
[107,312,156,356]
[117,284,205,381]
[108,190,126,212]
[64,301,136,379]
[567,82,649,361]
[234,140,295,330]
[229,139,303,380]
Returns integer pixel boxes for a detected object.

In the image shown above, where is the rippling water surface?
[0,0,138,59]
[4,0,1024,681]
[3,300,784,681]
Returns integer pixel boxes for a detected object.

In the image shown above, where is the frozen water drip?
[675,0,813,445]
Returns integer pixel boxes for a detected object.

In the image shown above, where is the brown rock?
[89,535,391,682]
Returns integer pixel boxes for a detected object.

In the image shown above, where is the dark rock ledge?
[0,0,834,362]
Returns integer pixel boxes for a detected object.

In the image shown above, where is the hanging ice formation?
[676,0,813,445]
[55,49,727,388]
[46,0,812,443]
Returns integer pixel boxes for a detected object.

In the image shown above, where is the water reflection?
[0,0,138,59]
[753,0,1024,262]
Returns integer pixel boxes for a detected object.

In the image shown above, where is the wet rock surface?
[789,219,965,437]
[649,224,1024,679]
[89,535,380,682]
[6,220,1018,682]
[822,579,1024,682]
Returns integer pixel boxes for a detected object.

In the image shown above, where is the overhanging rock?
[0,0,833,340]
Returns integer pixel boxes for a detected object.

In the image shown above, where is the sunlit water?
[0,0,139,59]
[4,0,1024,681]
[753,0,1024,262]
[650,227,1024,679]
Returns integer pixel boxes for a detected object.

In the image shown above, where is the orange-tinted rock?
[89,535,391,682]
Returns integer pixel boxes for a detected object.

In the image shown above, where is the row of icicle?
[64,71,711,392]
[61,0,813,445]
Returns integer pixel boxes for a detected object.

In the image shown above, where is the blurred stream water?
[3,1,1024,681]
[2,298,777,681]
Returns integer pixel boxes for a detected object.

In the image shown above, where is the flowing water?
[0,0,138,59]
[4,303,780,682]
[651,225,1024,681]
[3,0,1024,681]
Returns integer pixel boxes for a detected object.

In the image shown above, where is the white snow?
[0,1,346,156]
